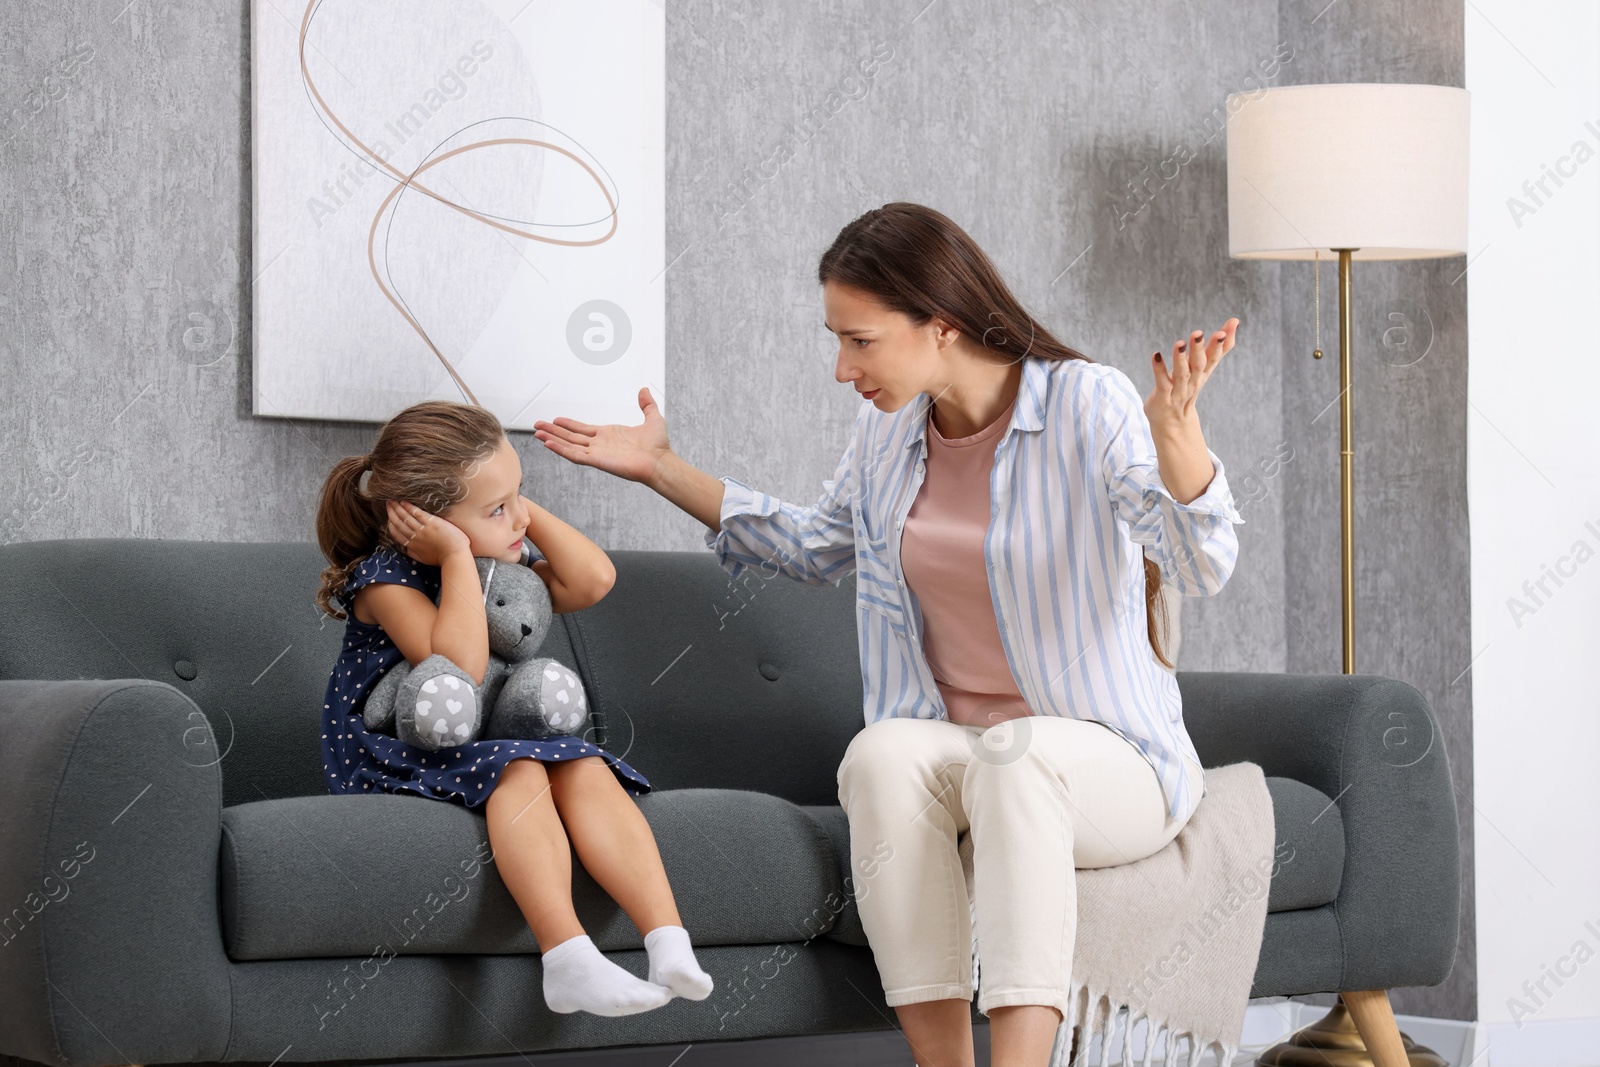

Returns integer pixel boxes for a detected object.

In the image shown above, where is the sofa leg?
[1342,990,1408,1067]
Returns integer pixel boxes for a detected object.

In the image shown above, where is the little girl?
[313,399,713,1018]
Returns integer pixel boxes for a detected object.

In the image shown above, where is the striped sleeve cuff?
[1143,449,1246,526]
[702,476,771,545]
[702,476,778,579]
[700,474,857,587]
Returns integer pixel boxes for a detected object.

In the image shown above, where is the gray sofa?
[0,538,1459,1067]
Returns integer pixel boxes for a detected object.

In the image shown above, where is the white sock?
[541,934,673,1017]
[644,924,714,1001]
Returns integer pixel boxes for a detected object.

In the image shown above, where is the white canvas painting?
[251,0,665,429]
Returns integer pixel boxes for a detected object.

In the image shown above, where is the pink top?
[900,396,1035,727]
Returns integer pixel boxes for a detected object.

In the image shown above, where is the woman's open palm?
[533,386,672,484]
[1147,317,1240,426]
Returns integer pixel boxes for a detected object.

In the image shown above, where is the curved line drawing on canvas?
[376,115,623,380]
[295,0,620,404]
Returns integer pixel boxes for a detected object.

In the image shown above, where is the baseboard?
[1076,997,1481,1067]
[1474,1012,1600,1067]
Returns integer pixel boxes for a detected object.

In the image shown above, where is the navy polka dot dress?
[320,545,651,808]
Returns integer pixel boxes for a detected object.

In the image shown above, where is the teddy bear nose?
[520,623,533,636]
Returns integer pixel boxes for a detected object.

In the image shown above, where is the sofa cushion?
[220,787,842,961]
[1260,775,1345,911]
[806,774,1344,947]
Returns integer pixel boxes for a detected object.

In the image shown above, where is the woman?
[531,202,1244,1067]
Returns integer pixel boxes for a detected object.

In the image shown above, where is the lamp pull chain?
[1312,249,1324,360]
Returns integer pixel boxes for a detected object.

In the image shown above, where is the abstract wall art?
[251,0,664,428]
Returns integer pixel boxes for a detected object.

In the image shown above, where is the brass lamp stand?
[1251,251,1445,1067]
[1226,81,1468,1067]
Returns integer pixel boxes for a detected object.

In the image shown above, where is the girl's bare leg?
[483,757,585,951]
[545,755,681,934]
[488,757,676,1016]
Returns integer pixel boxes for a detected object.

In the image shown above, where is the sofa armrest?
[0,680,231,1067]
[1177,671,1461,992]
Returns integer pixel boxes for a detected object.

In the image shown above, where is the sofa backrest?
[563,550,865,807]
[0,539,865,809]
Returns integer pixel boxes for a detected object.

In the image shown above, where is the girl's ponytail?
[315,453,382,620]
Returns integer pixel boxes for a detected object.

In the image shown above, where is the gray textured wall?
[0,0,1471,1022]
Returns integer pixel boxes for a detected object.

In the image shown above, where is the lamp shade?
[1225,83,1469,261]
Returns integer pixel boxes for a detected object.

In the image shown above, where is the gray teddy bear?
[362,556,591,751]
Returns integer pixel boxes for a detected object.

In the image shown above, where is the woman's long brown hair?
[313,401,506,620]
[817,201,1176,669]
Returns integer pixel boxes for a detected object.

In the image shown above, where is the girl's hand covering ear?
[386,500,470,566]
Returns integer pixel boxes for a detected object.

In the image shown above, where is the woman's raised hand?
[386,499,471,566]
[1147,318,1240,428]
[533,386,672,485]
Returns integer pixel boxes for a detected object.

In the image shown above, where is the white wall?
[1468,2,1600,1064]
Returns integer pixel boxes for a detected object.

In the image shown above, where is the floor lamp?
[1224,82,1470,1067]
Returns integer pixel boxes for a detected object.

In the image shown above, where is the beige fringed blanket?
[960,761,1277,1067]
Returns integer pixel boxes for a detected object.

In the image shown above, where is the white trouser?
[835,715,1202,1018]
